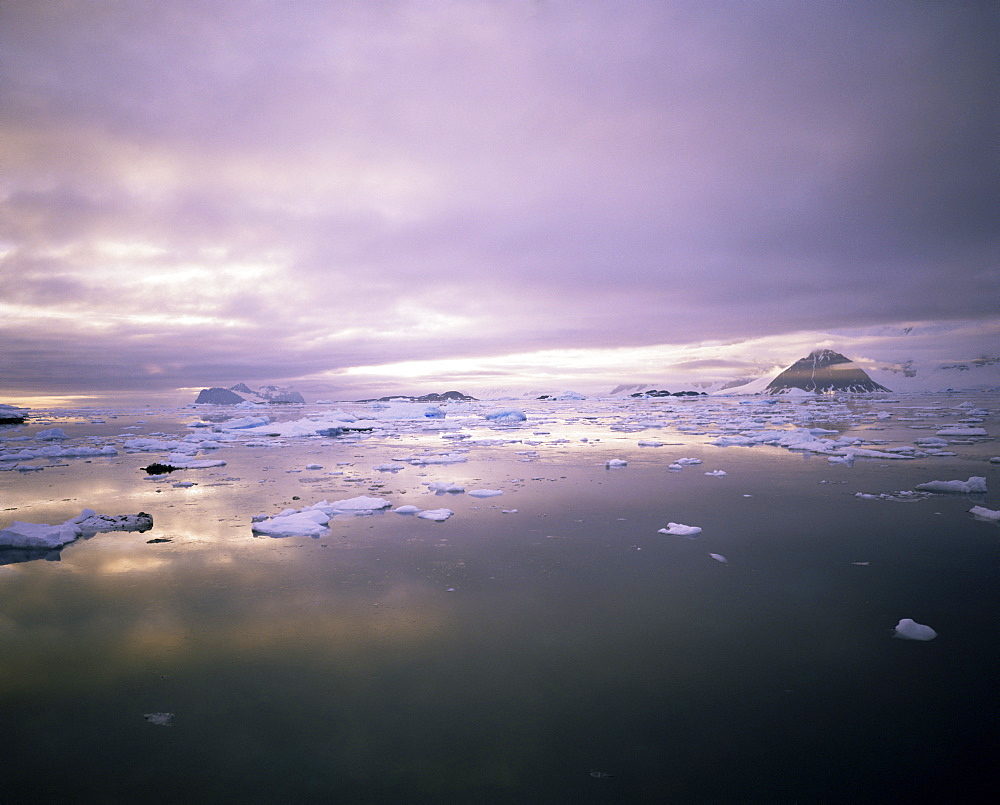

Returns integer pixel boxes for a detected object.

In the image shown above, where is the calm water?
[1,395,997,802]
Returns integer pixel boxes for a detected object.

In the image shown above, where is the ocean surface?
[1,394,997,803]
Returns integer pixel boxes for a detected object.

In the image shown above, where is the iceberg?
[417,508,454,521]
[485,408,527,424]
[658,522,702,537]
[914,477,987,494]
[894,618,937,641]
[969,506,1000,522]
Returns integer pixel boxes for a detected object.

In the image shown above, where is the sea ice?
[417,508,454,521]
[709,553,728,563]
[393,505,422,514]
[704,470,727,477]
[428,481,464,493]
[34,428,68,440]
[485,408,527,423]
[468,489,504,497]
[969,506,1000,522]
[914,477,987,494]
[658,522,702,537]
[605,459,628,468]
[0,510,154,549]
[935,426,988,437]
[894,618,937,641]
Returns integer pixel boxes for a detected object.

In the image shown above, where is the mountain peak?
[766,350,890,394]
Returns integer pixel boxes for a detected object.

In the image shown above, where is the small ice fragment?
[709,553,728,563]
[657,522,702,537]
[851,561,870,566]
[428,481,465,493]
[417,508,454,522]
[969,506,1000,522]
[704,470,727,477]
[305,463,323,470]
[468,489,504,498]
[605,459,628,468]
[501,509,518,514]
[393,505,421,515]
[35,428,68,440]
[144,712,175,726]
[893,618,937,641]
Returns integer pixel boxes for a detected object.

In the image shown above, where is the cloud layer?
[2,1,997,401]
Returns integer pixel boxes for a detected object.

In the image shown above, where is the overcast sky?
[2,0,997,404]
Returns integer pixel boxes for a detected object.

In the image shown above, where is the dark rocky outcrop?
[357,391,476,403]
[766,350,891,394]
[195,387,246,404]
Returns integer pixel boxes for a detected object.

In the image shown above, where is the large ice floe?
[0,510,154,550]
[914,477,987,494]
[251,496,393,537]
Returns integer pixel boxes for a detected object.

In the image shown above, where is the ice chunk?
[252,509,331,537]
[485,408,527,424]
[704,470,727,477]
[468,489,504,498]
[914,477,987,494]
[657,522,702,537]
[326,496,392,513]
[709,553,728,563]
[935,425,987,437]
[0,519,82,549]
[605,459,628,468]
[305,463,323,470]
[428,481,465,493]
[674,457,702,466]
[374,463,406,472]
[894,618,937,641]
[969,506,1000,522]
[393,505,421,514]
[417,508,454,521]
[143,713,175,727]
[35,428,68,441]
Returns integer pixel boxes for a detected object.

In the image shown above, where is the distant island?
[195,384,306,405]
[765,349,890,394]
[354,391,477,403]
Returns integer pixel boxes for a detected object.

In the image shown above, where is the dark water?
[1,397,997,802]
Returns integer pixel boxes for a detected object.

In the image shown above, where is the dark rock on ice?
[195,387,246,404]
[142,463,179,475]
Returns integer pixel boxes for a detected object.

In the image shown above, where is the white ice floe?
[894,618,937,641]
[605,459,628,468]
[704,470,727,477]
[393,505,422,514]
[709,553,728,563]
[674,457,702,465]
[34,428,68,441]
[0,509,153,549]
[485,408,527,424]
[468,489,504,498]
[218,415,270,430]
[935,425,988,437]
[427,481,465,493]
[658,522,702,537]
[638,440,663,447]
[374,463,406,472]
[252,496,394,536]
[417,508,454,521]
[969,506,1000,522]
[405,452,468,466]
[165,458,227,469]
[305,463,323,470]
[914,476,987,494]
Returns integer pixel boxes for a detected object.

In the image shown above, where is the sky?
[2,0,998,405]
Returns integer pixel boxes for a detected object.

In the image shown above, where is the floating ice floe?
[704,470,727,477]
[658,522,702,537]
[935,425,988,437]
[251,496,393,537]
[35,428,68,441]
[144,713,175,727]
[485,408,527,424]
[374,463,406,472]
[969,506,1000,522]
[914,476,987,494]
[427,481,464,493]
[894,619,937,641]
[709,553,728,563]
[605,459,628,468]
[468,489,504,498]
[417,508,454,521]
[638,440,663,447]
[393,505,422,514]
[305,463,323,470]
[0,509,154,549]
[405,452,468,466]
